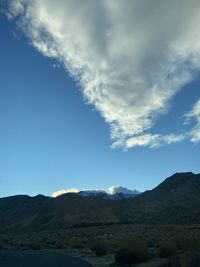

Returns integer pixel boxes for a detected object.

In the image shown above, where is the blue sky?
[1,1,200,197]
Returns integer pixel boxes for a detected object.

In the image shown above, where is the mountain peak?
[172,172,195,177]
[161,172,198,187]
[52,186,140,198]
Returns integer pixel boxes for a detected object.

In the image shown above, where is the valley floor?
[1,224,200,266]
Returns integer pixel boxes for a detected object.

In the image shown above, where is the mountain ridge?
[1,172,200,230]
[52,186,140,198]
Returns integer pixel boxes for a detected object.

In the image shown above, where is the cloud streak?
[114,133,186,150]
[185,99,200,143]
[4,0,200,149]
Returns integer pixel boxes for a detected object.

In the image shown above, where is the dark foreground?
[0,251,93,267]
[1,225,200,266]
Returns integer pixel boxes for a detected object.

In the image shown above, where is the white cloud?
[52,188,79,197]
[5,0,200,149]
[52,186,138,197]
[185,99,200,142]
[107,186,139,195]
[5,0,24,20]
[112,133,185,149]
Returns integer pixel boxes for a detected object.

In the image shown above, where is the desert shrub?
[115,240,149,264]
[180,251,200,267]
[54,241,67,249]
[147,239,154,247]
[19,242,26,248]
[46,239,56,246]
[29,243,41,250]
[91,239,109,256]
[164,255,182,267]
[71,241,84,249]
[176,237,200,251]
[157,241,177,258]
[92,244,107,256]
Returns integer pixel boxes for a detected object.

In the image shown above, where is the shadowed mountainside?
[1,172,200,230]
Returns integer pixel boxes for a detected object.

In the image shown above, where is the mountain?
[127,171,200,224]
[52,186,140,199]
[1,172,200,230]
[77,190,108,198]
[77,188,140,199]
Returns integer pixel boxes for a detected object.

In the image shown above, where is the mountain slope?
[1,172,200,230]
[124,172,200,223]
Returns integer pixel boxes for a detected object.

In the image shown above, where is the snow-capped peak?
[52,186,140,199]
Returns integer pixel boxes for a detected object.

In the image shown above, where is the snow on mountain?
[52,187,140,199]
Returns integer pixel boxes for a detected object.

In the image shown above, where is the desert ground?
[1,224,200,266]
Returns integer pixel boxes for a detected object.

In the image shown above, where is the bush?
[91,239,109,256]
[92,244,107,256]
[166,255,182,267]
[71,241,84,249]
[181,251,200,267]
[176,237,200,251]
[29,243,41,250]
[157,241,177,258]
[115,240,149,264]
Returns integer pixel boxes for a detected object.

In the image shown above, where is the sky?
[1,0,200,197]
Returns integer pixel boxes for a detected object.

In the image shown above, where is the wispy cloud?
[185,99,200,143]
[112,133,186,150]
[4,0,200,149]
